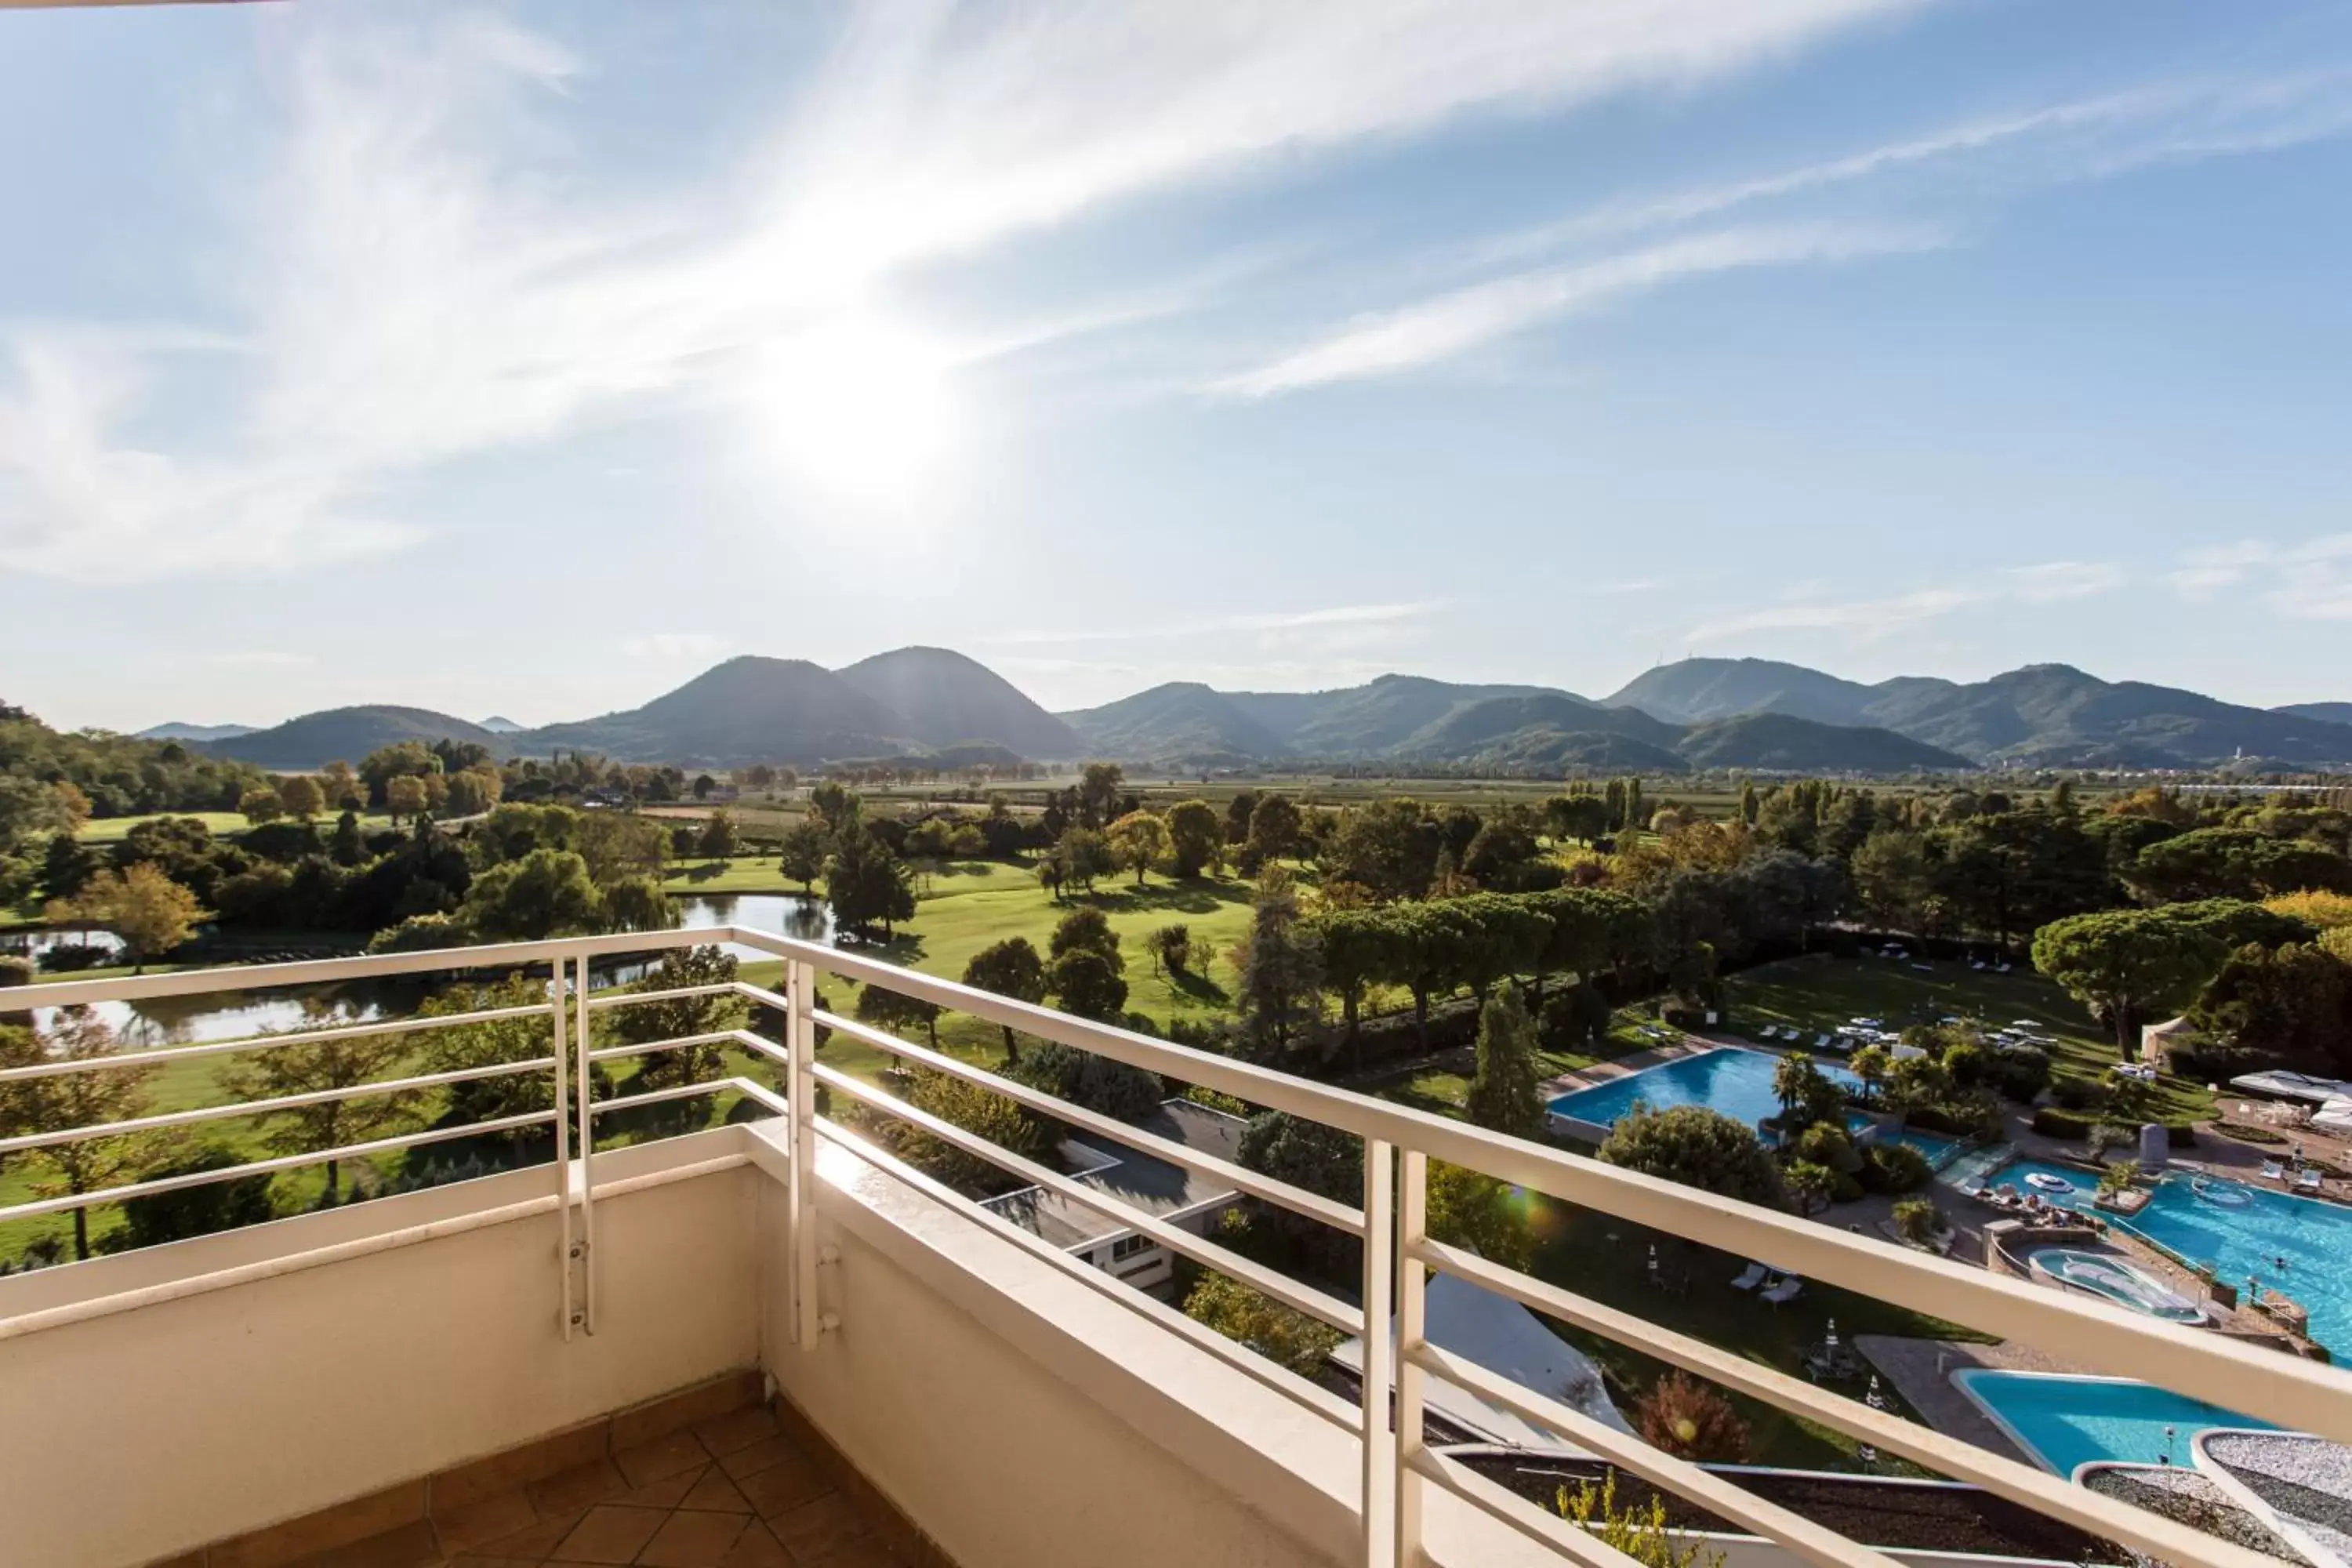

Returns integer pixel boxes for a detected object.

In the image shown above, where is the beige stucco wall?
[0,1134,760,1568]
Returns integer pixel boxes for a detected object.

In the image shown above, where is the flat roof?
[983,1099,1247,1252]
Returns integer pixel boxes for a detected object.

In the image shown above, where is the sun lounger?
[1760,1276,1803,1306]
[1996,962,2013,973]
[1814,1033,1833,1049]
[2262,1161,2287,1181]
[2297,1169,2323,1194]
[1730,1262,1769,1290]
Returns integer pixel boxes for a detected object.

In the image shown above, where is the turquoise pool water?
[1954,1370,2273,1476]
[1961,1160,2352,1352]
[1548,1048,1864,1134]
[2125,1174,2352,1353]
[1879,1127,1960,1168]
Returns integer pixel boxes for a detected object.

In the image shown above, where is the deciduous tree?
[962,937,1047,1064]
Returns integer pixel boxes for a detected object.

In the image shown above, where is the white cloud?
[2171,534,2352,619]
[2005,560,2125,603]
[1218,223,1941,396]
[0,0,1921,582]
[620,633,725,659]
[1686,560,2125,643]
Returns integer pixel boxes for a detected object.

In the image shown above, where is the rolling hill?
[1673,713,1973,772]
[1062,673,1976,775]
[518,657,913,767]
[212,708,509,770]
[833,647,1083,759]
[137,721,258,742]
[1609,659,2352,768]
[2278,702,2352,727]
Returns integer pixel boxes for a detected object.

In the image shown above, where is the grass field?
[1723,953,2216,1122]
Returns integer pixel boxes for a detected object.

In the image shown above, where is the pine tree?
[1464,989,1544,1140]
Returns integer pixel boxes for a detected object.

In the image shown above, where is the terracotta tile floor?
[390,1402,909,1567]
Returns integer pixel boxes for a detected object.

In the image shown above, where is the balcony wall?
[0,1134,762,1568]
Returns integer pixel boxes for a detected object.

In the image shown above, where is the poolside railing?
[7,930,2352,1568]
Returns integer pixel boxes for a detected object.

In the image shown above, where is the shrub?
[1014,1041,1164,1124]
[1181,1271,1342,1375]
[1989,1047,2052,1103]
[1634,1371,1749,1462]
[1791,1121,1862,1175]
[2051,1077,2109,1112]
[1861,1141,1932,1194]
[1556,1472,1725,1568]
[1892,1196,1943,1245]
[1598,1105,1785,1208]
[0,953,30,989]
[2099,1162,2139,1196]
[2086,1123,2135,1160]
[2033,1106,2094,1140]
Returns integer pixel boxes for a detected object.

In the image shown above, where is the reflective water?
[13,892,835,1047]
[1954,1370,2272,1476]
[1547,1047,1866,1134]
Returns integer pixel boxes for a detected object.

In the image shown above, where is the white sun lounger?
[2262,1161,2287,1181]
[1760,1276,1804,1306]
[2297,1169,2324,1194]
[1730,1262,1769,1290]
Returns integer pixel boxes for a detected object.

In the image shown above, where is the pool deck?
[1853,1336,2091,1470]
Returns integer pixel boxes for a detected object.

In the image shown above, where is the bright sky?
[3,1,2350,731]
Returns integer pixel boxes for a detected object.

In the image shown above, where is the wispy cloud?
[0,0,1920,581]
[1224,68,2352,398]
[2169,534,2352,619]
[1218,223,1940,396]
[620,633,726,659]
[1685,561,2125,643]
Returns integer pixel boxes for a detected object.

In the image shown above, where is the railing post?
[1394,1149,1428,1568]
[550,959,575,1341]
[788,956,820,1349]
[1361,1137,1396,1568]
[572,949,597,1335]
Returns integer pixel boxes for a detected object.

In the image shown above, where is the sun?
[754,310,956,511]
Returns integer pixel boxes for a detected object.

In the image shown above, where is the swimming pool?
[2027,1249,2204,1323]
[1966,1156,2101,1211]
[1953,1370,2273,1477]
[2122,1174,2352,1354]
[1878,1127,1960,1168]
[1548,1048,1864,1135]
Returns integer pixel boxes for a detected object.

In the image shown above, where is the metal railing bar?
[741,931,2352,1439]
[0,1109,557,1222]
[0,929,709,1011]
[1403,1449,1646,1568]
[811,1010,1365,1238]
[0,1148,751,1345]
[1409,1342,1901,1568]
[0,1057,557,1155]
[582,982,740,1011]
[811,1061,1365,1335]
[725,927,1418,1135]
[732,982,790,1011]
[0,1003,553,1083]
[811,1113,1361,1434]
[587,1079,746,1119]
[1415,1237,2275,1568]
[585,1029,750,1066]
[753,929,2352,1435]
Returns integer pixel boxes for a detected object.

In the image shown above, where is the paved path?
[1537,1035,1710,1102]
[1853,1335,2093,1471]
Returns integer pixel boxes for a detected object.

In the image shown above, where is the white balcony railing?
[5,927,2350,1568]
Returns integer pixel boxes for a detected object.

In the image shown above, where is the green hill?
[1673,713,1973,772]
[212,707,508,770]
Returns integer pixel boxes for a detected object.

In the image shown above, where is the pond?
[12,892,837,1047]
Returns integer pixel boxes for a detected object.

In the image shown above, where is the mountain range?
[159,649,2352,775]
[1058,674,1975,774]
[1603,658,2352,768]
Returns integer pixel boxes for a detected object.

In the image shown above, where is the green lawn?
[663,857,803,895]
[1724,954,2216,1122]
[1525,1197,1991,1471]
